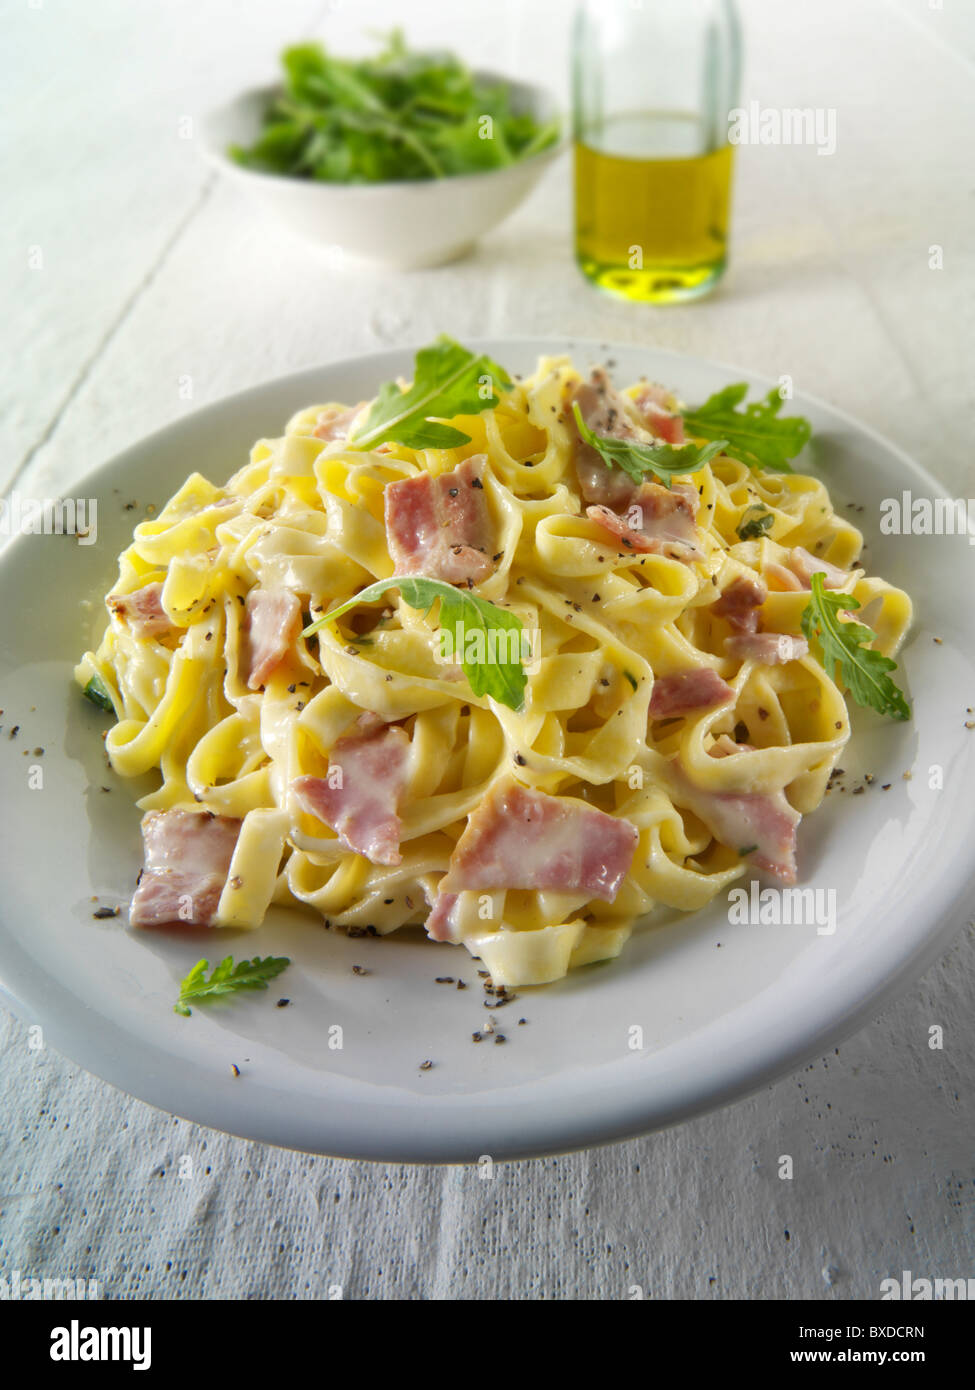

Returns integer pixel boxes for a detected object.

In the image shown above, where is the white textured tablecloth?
[1,0,973,1300]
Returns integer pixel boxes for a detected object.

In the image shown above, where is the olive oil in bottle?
[572,1,741,304]
[575,112,734,302]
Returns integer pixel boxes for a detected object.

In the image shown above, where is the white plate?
[0,340,971,1162]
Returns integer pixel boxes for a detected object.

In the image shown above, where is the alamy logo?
[0,491,97,545]
[436,621,540,672]
[880,1270,975,1300]
[728,100,837,156]
[880,491,975,544]
[0,1269,97,1300]
[50,1320,151,1370]
[728,881,836,936]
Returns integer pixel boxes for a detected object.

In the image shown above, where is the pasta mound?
[76,356,912,986]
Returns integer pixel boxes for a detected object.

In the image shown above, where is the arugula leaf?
[303,575,527,712]
[174,955,290,1017]
[83,673,114,712]
[800,572,910,721]
[736,506,775,541]
[348,336,512,451]
[683,384,811,472]
[282,43,388,117]
[572,402,727,486]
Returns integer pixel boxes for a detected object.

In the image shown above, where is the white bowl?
[199,78,564,270]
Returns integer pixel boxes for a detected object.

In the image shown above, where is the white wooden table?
[2,0,973,1300]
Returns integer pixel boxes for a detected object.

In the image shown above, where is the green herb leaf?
[683,384,811,473]
[572,402,727,486]
[83,673,114,712]
[736,506,775,541]
[348,336,511,451]
[175,955,291,1017]
[800,572,910,721]
[303,575,527,712]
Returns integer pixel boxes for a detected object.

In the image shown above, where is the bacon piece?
[670,755,800,884]
[384,456,495,587]
[425,891,459,943]
[107,582,176,640]
[649,667,734,718]
[633,383,685,445]
[129,809,241,927]
[243,589,301,690]
[786,546,850,589]
[438,779,638,901]
[725,632,809,664]
[292,713,409,866]
[587,481,703,562]
[567,369,642,509]
[711,574,768,632]
[312,403,363,442]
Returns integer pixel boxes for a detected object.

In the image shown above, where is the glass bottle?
[572,0,742,303]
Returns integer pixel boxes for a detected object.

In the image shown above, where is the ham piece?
[567,369,642,509]
[425,891,459,943]
[669,753,801,884]
[436,779,638,902]
[649,667,734,718]
[587,481,703,562]
[312,403,363,441]
[384,455,495,587]
[725,632,809,664]
[107,583,176,640]
[569,370,703,562]
[633,382,685,445]
[129,809,242,927]
[785,546,850,589]
[292,713,410,866]
[243,589,302,691]
[711,574,768,632]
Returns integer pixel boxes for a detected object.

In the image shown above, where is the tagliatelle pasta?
[75,353,913,986]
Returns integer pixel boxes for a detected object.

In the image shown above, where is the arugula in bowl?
[230,31,561,184]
